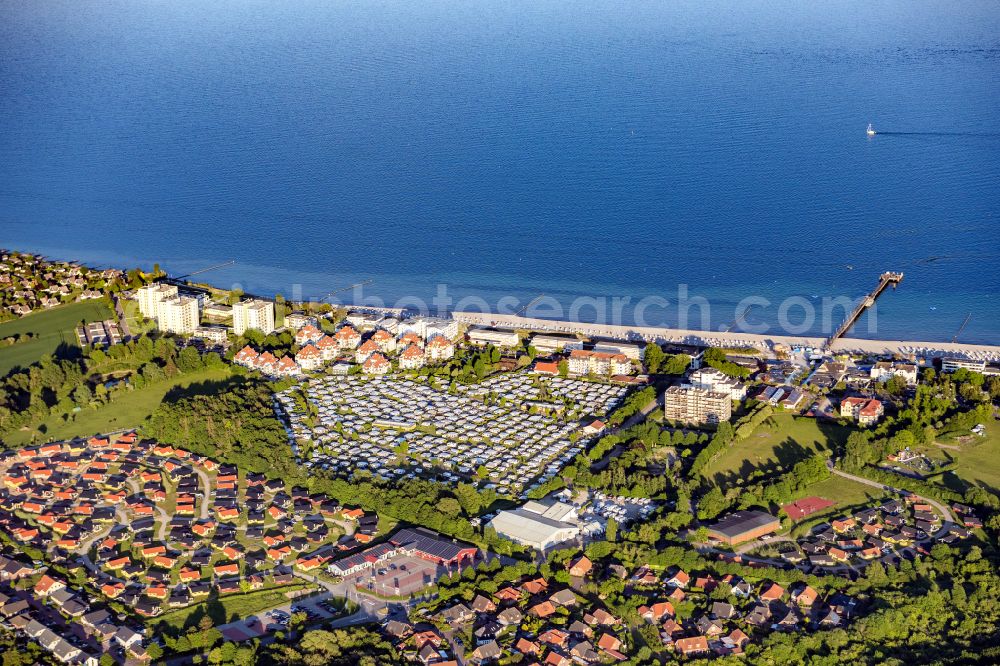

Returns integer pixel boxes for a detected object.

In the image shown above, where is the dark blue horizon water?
[2,0,999,342]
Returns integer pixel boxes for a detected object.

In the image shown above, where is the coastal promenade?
[452,312,1000,361]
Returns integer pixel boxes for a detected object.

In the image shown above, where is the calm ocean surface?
[1,0,998,342]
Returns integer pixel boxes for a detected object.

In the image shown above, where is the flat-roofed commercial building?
[706,510,780,546]
[941,357,986,373]
[529,334,584,354]
[591,340,646,360]
[467,327,520,347]
[488,499,581,550]
[232,299,275,335]
[663,385,732,425]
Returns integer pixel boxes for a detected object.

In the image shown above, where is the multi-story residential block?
[398,317,459,341]
[941,357,986,373]
[284,312,316,330]
[663,385,732,425]
[136,283,201,334]
[529,334,584,355]
[136,283,178,319]
[427,335,456,360]
[232,299,275,336]
[840,397,884,426]
[567,350,633,376]
[157,296,199,334]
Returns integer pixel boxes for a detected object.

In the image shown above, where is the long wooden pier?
[826,271,903,349]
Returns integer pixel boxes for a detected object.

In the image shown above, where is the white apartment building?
[663,385,732,425]
[232,299,275,336]
[567,350,633,376]
[941,357,986,373]
[529,334,584,354]
[686,368,747,401]
[592,341,646,360]
[157,296,199,335]
[136,283,178,319]
[397,316,459,341]
[136,283,200,334]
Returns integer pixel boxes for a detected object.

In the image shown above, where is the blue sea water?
[1,0,998,342]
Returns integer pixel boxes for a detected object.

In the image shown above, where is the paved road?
[831,467,956,531]
[192,466,212,520]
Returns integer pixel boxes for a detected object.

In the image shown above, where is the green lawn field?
[0,301,114,376]
[157,583,308,630]
[2,366,238,447]
[788,474,882,509]
[702,412,849,484]
[935,418,1000,493]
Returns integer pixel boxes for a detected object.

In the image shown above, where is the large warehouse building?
[488,499,582,550]
[706,510,781,546]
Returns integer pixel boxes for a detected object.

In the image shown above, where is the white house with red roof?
[255,351,278,374]
[840,397,884,426]
[371,329,396,352]
[294,324,323,346]
[295,344,323,371]
[233,345,259,368]
[398,331,423,349]
[399,344,426,370]
[334,325,362,349]
[426,335,455,361]
[316,335,339,360]
[275,356,300,376]
[355,339,380,364]
[363,352,390,375]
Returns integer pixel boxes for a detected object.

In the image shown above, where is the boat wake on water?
[873,131,1000,138]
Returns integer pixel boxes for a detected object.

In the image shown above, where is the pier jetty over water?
[825,272,904,349]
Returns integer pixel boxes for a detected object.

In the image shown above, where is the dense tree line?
[703,347,753,378]
[606,386,656,426]
[698,454,830,520]
[145,381,298,475]
[0,334,229,444]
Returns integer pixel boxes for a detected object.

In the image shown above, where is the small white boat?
[867,123,876,136]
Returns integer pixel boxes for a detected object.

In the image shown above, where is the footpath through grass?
[0,301,113,376]
[3,366,238,446]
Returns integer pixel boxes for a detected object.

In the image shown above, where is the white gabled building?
[399,344,426,370]
[426,335,455,361]
[363,352,390,375]
[686,368,747,401]
[295,344,323,371]
[294,324,324,346]
[870,362,918,385]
